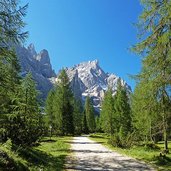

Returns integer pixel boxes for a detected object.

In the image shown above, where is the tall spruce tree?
[82,110,89,134]
[132,0,171,151]
[114,80,132,137]
[73,99,83,135]
[53,69,74,135]
[84,96,95,133]
[100,89,115,135]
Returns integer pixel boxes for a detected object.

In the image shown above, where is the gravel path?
[65,136,155,171]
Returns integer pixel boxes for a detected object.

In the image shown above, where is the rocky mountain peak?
[16,44,56,99]
[59,60,131,112]
[27,43,37,57]
[36,49,50,63]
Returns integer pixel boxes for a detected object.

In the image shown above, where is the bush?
[144,142,160,150]
[108,130,136,148]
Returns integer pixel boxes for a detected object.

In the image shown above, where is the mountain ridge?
[61,60,131,111]
[16,43,131,110]
[16,44,56,99]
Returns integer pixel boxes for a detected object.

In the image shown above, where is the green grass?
[0,139,28,171]
[89,133,171,171]
[0,136,72,171]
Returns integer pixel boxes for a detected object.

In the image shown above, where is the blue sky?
[22,0,142,89]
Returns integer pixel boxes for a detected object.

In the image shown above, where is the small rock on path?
[65,136,155,171]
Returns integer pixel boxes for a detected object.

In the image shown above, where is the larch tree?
[7,73,42,145]
[132,0,171,151]
[0,0,28,141]
[45,89,56,134]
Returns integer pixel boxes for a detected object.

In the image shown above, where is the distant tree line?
[45,71,134,149]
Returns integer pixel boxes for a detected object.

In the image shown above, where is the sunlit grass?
[0,136,72,171]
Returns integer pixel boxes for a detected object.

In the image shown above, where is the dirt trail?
[65,136,155,171]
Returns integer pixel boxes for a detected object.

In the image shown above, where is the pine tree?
[53,69,74,135]
[84,96,95,133]
[132,0,171,151]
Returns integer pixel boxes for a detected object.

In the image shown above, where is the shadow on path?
[65,137,155,171]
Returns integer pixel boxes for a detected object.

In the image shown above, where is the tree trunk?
[162,88,168,152]
[163,114,168,151]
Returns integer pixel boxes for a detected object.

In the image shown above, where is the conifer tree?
[100,89,115,135]
[73,99,83,135]
[114,80,132,137]
[0,0,28,141]
[0,0,28,47]
[84,96,95,133]
[45,89,55,134]
[82,110,89,134]
[95,116,101,132]
[53,69,74,135]
[132,81,161,143]
[6,73,42,145]
[132,0,171,151]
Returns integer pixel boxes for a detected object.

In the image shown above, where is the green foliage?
[0,0,28,120]
[100,89,115,135]
[95,116,101,132]
[46,69,75,135]
[0,51,21,141]
[45,89,56,133]
[82,111,89,134]
[0,140,28,170]
[73,99,83,135]
[131,82,162,143]
[108,128,135,148]
[84,96,95,133]
[132,0,171,150]
[0,136,72,171]
[100,82,132,147]
[5,73,43,145]
[0,0,28,46]
[114,80,132,136]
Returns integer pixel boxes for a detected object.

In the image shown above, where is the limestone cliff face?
[58,60,131,111]
[16,44,56,99]
[16,43,131,109]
